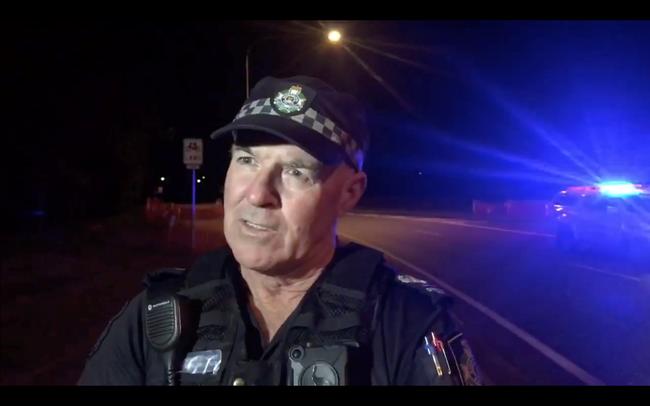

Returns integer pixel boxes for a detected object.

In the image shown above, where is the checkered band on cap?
[233,98,360,167]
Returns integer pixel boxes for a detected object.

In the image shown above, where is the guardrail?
[145,197,224,224]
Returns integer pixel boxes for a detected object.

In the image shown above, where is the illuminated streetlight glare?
[328,30,342,43]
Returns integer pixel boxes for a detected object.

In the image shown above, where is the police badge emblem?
[272,85,307,114]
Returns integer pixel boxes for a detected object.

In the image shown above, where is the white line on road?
[570,263,641,283]
[415,229,441,237]
[350,213,554,238]
[341,232,606,386]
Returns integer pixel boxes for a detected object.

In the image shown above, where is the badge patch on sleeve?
[446,333,482,385]
[397,274,447,296]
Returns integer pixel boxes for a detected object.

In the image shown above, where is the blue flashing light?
[597,181,642,197]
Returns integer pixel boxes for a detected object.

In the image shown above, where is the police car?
[552,181,650,258]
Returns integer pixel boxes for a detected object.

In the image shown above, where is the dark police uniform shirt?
[78,242,481,386]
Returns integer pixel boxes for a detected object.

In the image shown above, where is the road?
[339,212,650,385]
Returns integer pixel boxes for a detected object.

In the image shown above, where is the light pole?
[245,43,254,99]
[245,37,276,99]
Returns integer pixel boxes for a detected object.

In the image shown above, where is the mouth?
[241,219,277,232]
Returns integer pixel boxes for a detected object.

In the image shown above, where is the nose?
[245,167,281,208]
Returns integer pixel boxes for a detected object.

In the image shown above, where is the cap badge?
[273,85,307,114]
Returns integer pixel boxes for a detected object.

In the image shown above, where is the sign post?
[183,139,203,251]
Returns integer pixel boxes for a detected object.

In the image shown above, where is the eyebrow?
[231,145,322,172]
[231,145,254,155]
[285,159,322,172]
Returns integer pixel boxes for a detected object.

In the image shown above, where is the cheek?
[314,184,343,219]
[224,170,246,207]
[284,191,339,237]
[223,172,245,227]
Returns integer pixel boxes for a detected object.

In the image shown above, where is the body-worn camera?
[287,344,348,386]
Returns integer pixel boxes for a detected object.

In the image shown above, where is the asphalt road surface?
[339,212,650,385]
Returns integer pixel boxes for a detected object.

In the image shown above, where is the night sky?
[5,20,650,224]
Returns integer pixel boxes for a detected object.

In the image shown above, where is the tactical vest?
[144,244,395,386]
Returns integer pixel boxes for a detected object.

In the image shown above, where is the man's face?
[223,136,361,275]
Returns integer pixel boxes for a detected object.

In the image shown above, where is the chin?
[229,241,283,273]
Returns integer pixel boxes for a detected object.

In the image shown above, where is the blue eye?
[236,156,254,165]
[284,167,315,185]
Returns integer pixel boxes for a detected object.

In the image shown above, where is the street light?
[327,30,342,43]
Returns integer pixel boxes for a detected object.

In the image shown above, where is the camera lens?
[290,346,304,360]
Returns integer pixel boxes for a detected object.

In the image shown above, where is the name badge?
[181,350,223,375]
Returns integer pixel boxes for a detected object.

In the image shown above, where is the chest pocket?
[177,326,229,385]
[177,349,224,385]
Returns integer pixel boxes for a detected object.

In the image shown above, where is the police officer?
[78,76,482,386]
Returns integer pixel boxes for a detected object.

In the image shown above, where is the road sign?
[183,138,203,170]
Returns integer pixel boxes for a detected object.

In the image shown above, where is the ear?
[338,171,367,216]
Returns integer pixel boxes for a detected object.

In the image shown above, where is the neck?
[240,242,336,344]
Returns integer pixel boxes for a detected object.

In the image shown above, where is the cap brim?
[210,114,345,165]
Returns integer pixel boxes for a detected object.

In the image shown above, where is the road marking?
[341,232,605,386]
[350,213,554,238]
[415,229,441,237]
[570,263,641,283]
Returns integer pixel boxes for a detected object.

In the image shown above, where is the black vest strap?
[143,267,189,299]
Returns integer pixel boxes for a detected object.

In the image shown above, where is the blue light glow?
[597,181,642,197]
